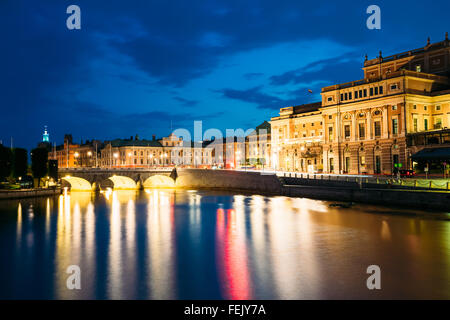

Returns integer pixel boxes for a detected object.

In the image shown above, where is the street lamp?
[74,152,79,168]
[128,152,133,167]
[113,152,118,168]
[87,151,92,168]
[148,154,153,169]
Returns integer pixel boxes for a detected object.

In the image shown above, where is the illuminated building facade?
[271,34,450,174]
[99,134,214,168]
[246,121,271,168]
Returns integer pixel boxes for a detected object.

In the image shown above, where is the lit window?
[435,118,442,129]
[360,156,366,166]
[392,119,398,134]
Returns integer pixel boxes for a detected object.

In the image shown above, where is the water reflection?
[1,190,450,299]
[146,190,176,299]
[215,205,251,300]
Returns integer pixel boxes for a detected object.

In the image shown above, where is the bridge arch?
[108,175,138,190]
[143,175,175,188]
[62,176,93,191]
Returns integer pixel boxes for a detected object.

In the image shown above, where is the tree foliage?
[48,159,58,181]
[31,148,48,187]
[13,148,28,179]
[0,145,13,180]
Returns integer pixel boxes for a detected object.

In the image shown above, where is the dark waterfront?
[0,189,449,299]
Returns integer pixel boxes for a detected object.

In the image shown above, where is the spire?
[427,37,431,45]
[365,54,368,61]
[42,126,49,142]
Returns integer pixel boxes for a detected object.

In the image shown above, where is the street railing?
[276,172,450,190]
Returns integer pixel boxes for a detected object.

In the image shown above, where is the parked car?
[399,169,416,178]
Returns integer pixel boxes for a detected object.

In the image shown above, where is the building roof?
[248,120,271,135]
[109,139,162,148]
[364,35,450,68]
[293,102,322,114]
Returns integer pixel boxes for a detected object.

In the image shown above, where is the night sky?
[1,0,449,150]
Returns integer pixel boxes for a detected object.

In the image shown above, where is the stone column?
[382,105,389,138]
[400,103,406,135]
[367,110,372,140]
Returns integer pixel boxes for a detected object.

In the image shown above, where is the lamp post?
[109,144,112,169]
[74,152,79,168]
[113,152,119,168]
[87,151,92,168]
[236,150,241,170]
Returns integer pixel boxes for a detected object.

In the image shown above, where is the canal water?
[0,189,449,299]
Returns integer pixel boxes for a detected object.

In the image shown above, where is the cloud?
[173,96,199,107]
[218,86,316,110]
[269,53,362,86]
[243,72,264,80]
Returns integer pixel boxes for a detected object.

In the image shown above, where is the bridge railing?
[59,167,174,172]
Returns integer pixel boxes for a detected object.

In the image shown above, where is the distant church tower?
[42,126,49,142]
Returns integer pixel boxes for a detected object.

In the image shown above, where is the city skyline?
[2,1,450,151]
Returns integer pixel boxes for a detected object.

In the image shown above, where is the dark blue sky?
[1,0,449,150]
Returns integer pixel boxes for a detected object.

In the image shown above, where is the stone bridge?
[58,168,177,191]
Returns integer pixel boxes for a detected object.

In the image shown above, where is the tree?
[13,148,28,179]
[48,159,58,181]
[31,148,48,187]
[0,145,13,181]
